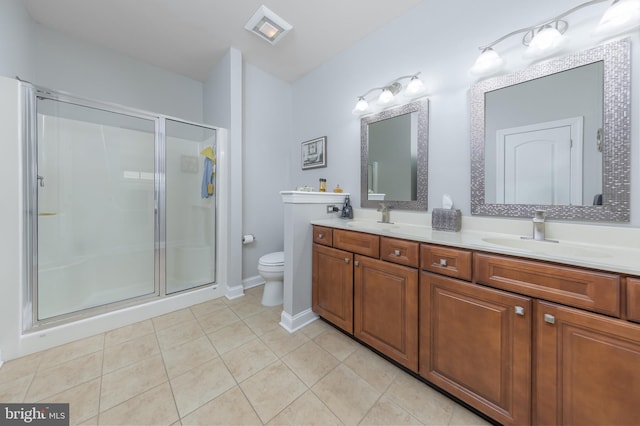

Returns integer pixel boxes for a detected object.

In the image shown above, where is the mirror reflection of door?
[496,117,583,205]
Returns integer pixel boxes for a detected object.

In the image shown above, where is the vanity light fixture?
[352,72,426,115]
[469,0,639,78]
[593,0,640,37]
[523,21,568,59]
[245,5,292,45]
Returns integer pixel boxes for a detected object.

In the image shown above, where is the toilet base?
[261,280,283,306]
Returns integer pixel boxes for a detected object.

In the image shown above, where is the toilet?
[257,251,284,306]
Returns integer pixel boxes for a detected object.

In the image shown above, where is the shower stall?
[23,84,218,328]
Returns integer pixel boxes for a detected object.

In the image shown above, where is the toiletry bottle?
[319,178,327,192]
[341,195,354,219]
[333,184,343,193]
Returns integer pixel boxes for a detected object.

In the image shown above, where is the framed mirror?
[361,99,429,210]
[470,38,631,221]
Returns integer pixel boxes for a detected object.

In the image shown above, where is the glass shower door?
[165,119,216,294]
[35,97,157,320]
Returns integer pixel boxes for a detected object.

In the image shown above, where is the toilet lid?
[259,251,284,266]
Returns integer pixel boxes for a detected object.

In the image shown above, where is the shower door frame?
[22,83,218,331]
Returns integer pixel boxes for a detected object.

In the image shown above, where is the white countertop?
[311,217,640,276]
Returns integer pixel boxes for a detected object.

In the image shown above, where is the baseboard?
[243,275,264,290]
[225,283,245,300]
[0,349,3,368]
[280,308,318,333]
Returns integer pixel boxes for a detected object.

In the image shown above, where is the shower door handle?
[37,175,45,187]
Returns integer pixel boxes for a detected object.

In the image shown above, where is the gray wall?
[0,0,34,81]
[0,1,203,123]
[242,63,292,279]
[203,48,244,292]
[290,0,640,225]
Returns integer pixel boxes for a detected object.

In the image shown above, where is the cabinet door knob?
[318,233,323,239]
[514,306,525,316]
[344,257,350,263]
[544,314,556,324]
[354,260,359,266]
[394,249,401,256]
[439,259,447,267]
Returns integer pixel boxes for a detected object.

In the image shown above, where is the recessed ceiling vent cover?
[245,5,292,45]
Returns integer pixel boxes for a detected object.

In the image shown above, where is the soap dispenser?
[341,196,354,219]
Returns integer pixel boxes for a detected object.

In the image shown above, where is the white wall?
[32,25,204,123]
[291,0,640,226]
[242,63,292,279]
[0,0,34,81]
[0,1,204,124]
[203,48,244,296]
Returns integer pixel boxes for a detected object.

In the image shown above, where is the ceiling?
[24,0,425,82]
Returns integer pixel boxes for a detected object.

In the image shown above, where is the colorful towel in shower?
[201,157,214,199]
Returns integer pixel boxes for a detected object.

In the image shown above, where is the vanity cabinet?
[312,227,419,368]
[312,243,354,333]
[534,300,640,425]
[627,278,640,323]
[475,253,620,317]
[419,272,532,425]
[311,224,640,425]
[354,254,418,370]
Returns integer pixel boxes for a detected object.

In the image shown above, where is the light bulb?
[351,97,369,115]
[593,0,640,38]
[525,26,566,59]
[469,48,504,77]
[377,88,395,105]
[405,77,425,96]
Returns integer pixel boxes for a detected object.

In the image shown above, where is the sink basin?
[481,237,611,259]
[345,221,432,238]
[345,220,396,232]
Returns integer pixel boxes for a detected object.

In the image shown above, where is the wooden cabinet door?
[535,300,640,425]
[312,244,353,333]
[420,272,532,425]
[354,255,418,370]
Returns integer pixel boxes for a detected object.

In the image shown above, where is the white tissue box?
[432,208,461,232]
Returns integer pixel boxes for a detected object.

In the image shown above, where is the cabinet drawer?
[627,278,640,323]
[333,229,380,258]
[381,237,419,268]
[313,226,333,246]
[421,244,472,281]
[475,253,620,317]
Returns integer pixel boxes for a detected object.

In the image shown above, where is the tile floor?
[0,287,491,425]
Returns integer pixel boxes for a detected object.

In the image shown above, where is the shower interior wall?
[0,76,233,360]
[0,1,252,360]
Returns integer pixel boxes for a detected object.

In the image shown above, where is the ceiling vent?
[244,5,292,45]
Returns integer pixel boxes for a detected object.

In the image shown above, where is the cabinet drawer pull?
[318,233,323,239]
[544,314,556,324]
[354,260,359,266]
[344,257,350,264]
[514,306,525,316]
[439,258,447,267]
[394,249,401,256]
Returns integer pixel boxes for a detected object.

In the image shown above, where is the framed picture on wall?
[301,136,327,170]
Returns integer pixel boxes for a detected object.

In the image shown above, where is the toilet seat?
[259,251,284,267]
[258,251,284,307]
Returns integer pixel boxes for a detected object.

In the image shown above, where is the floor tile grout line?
[307,386,347,426]
[27,348,105,404]
[153,326,181,423]
[95,333,106,425]
[235,384,266,425]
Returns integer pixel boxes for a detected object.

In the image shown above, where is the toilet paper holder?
[242,234,256,244]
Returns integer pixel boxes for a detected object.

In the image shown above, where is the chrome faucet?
[378,203,392,223]
[532,210,546,241]
[522,210,557,243]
